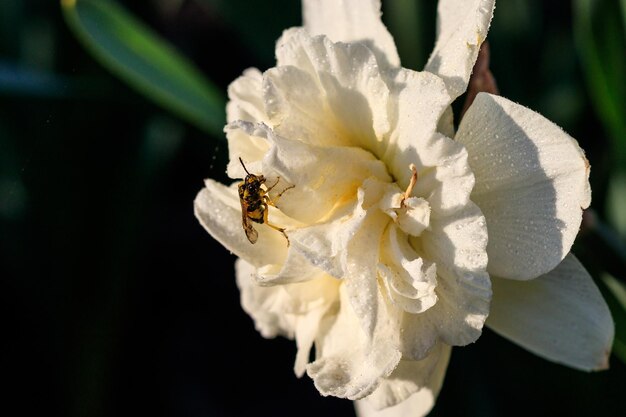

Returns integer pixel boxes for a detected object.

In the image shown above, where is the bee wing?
[240,200,258,244]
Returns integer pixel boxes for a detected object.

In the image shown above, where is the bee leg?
[266,177,281,192]
[276,184,295,199]
[266,184,295,207]
[263,205,290,246]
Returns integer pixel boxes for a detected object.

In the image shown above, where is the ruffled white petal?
[263,65,347,147]
[354,343,451,415]
[400,202,491,359]
[225,121,391,225]
[291,178,391,338]
[275,29,391,153]
[456,93,591,280]
[424,0,495,100]
[383,70,473,215]
[383,69,451,191]
[236,259,296,338]
[487,254,614,371]
[236,259,340,374]
[301,0,400,68]
[226,68,267,124]
[378,225,438,315]
[307,283,401,400]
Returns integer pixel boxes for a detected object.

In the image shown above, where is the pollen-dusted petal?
[378,226,438,315]
[275,29,391,150]
[194,180,287,267]
[301,0,400,69]
[226,68,267,124]
[396,197,431,237]
[487,254,614,372]
[307,283,402,400]
[424,0,495,101]
[456,93,591,280]
[355,343,451,414]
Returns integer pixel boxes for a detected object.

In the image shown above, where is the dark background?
[1,1,625,416]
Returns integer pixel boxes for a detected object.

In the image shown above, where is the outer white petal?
[424,0,495,100]
[275,29,391,152]
[456,93,591,280]
[307,283,401,400]
[194,180,287,267]
[302,0,400,68]
[486,254,614,371]
[354,344,451,415]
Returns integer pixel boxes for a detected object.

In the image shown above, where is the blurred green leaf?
[62,0,225,137]
[601,273,626,365]
[608,172,626,237]
[574,0,626,164]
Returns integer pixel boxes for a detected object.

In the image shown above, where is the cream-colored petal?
[378,225,438,315]
[487,254,614,371]
[225,121,391,224]
[294,304,331,377]
[400,202,491,359]
[456,93,591,280]
[275,28,391,152]
[383,70,473,216]
[355,343,451,414]
[301,0,400,69]
[263,65,346,147]
[424,0,495,100]
[383,69,451,190]
[290,178,389,278]
[289,201,363,280]
[255,247,321,286]
[224,126,270,180]
[343,181,393,338]
[235,259,296,338]
[307,283,402,400]
[237,259,341,375]
[194,180,287,267]
[226,68,267,124]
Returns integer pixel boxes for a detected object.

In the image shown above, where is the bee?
[237,158,292,244]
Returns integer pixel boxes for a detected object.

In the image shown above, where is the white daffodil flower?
[195,0,614,415]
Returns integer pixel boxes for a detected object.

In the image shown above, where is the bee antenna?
[239,157,251,175]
